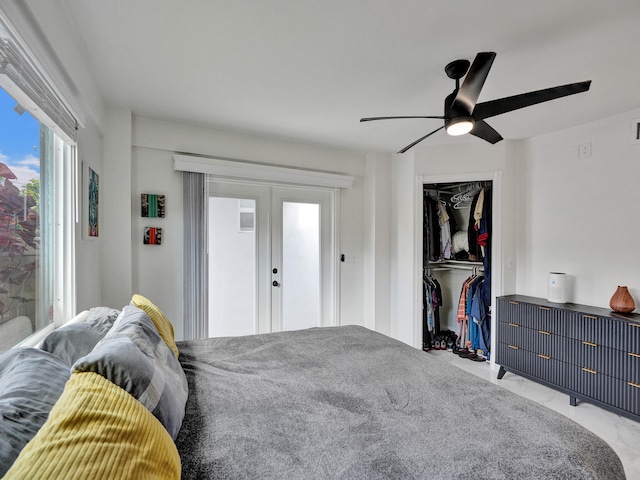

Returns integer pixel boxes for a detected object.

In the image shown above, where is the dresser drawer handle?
[629,352,640,359]
[629,382,640,389]
[582,315,598,320]
[630,323,640,329]
[538,354,550,360]
[539,307,551,311]
[508,345,519,350]
[509,301,519,305]
[538,330,551,335]
[509,323,520,328]
[582,367,597,375]
[582,341,598,347]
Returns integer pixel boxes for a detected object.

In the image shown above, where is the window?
[0,87,75,353]
[0,7,80,351]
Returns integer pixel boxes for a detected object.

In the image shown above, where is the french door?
[207,181,335,337]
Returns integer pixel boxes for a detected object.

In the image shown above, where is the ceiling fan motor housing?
[444,91,474,135]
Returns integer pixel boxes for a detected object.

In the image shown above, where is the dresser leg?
[497,366,507,379]
[570,396,577,407]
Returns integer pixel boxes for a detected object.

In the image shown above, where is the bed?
[0,297,626,479]
[175,325,625,479]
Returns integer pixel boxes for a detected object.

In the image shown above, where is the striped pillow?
[73,306,188,439]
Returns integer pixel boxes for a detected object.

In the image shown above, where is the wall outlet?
[578,142,591,159]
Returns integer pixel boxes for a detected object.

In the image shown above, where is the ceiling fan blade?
[453,52,496,113]
[397,126,444,154]
[470,120,503,144]
[360,116,445,122]
[473,80,592,120]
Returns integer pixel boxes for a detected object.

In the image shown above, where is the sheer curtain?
[182,172,207,340]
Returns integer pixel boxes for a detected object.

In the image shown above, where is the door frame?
[414,170,503,368]
[207,177,342,333]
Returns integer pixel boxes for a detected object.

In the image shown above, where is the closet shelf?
[427,260,484,272]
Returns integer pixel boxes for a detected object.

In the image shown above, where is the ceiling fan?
[360,52,591,153]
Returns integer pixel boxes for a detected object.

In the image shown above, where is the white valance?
[173,154,354,189]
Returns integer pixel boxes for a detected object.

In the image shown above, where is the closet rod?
[427,263,484,273]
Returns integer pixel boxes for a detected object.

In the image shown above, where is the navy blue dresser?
[496,295,640,421]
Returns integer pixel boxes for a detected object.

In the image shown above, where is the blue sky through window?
[0,87,40,190]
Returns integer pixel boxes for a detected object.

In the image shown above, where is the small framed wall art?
[143,227,162,245]
[141,193,165,218]
[82,162,99,239]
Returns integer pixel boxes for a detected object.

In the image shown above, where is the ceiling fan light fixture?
[445,116,474,136]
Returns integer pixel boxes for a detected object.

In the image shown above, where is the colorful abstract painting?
[143,227,162,245]
[141,193,165,218]
[88,167,99,237]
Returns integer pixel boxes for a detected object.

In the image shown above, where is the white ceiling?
[51,0,640,153]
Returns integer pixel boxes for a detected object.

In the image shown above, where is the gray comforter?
[175,325,625,479]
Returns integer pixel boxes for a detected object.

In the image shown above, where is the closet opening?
[422,180,493,363]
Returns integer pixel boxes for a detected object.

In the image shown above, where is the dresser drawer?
[497,321,529,348]
[530,329,566,361]
[569,312,626,349]
[618,379,640,415]
[524,350,567,387]
[498,300,565,335]
[626,321,640,354]
[496,343,567,387]
[624,351,640,384]
[496,342,530,374]
[567,364,618,406]
[567,339,626,379]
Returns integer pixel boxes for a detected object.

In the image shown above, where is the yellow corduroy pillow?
[131,294,179,358]
[3,372,181,480]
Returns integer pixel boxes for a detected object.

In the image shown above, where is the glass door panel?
[208,196,256,337]
[281,201,320,331]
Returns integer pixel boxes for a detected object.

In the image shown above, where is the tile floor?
[427,350,640,479]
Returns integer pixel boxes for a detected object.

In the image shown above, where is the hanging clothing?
[467,191,482,262]
[422,274,442,349]
[438,203,452,259]
[423,195,441,262]
[478,187,492,306]
[424,192,459,261]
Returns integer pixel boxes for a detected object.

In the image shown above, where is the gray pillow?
[72,305,188,439]
[40,323,104,367]
[40,306,120,366]
[0,347,70,476]
[85,306,121,336]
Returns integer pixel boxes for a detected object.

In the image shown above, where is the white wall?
[130,146,184,338]
[389,153,417,344]
[75,116,103,312]
[101,107,133,309]
[363,153,392,335]
[516,108,640,308]
[130,116,368,339]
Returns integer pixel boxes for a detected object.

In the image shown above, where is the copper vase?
[610,286,635,313]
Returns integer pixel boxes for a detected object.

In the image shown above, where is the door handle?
[272,281,280,287]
